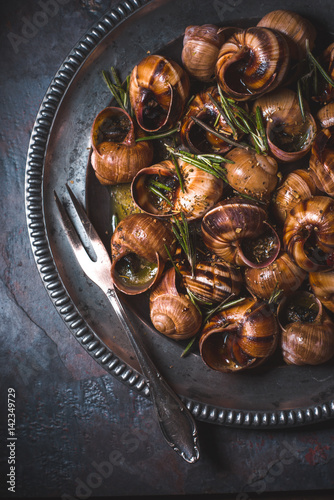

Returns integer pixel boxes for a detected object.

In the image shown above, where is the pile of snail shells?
[90,9,334,374]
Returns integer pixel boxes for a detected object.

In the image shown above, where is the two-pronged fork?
[54,184,200,463]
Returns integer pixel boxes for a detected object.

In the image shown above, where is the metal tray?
[25,0,334,428]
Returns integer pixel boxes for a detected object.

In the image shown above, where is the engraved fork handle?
[106,288,200,464]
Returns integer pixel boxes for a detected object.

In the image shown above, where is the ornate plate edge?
[24,0,334,428]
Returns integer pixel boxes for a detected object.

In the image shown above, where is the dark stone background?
[0,0,334,498]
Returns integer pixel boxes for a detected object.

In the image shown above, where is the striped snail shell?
[90,107,153,185]
[181,24,225,81]
[215,27,290,101]
[201,197,281,268]
[309,269,334,314]
[149,267,202,340]
[279,292,334,366]
[309,128,334,197]
[110,213,175,295]
[254,88,317,163]
[224,147,279,203]
[272,168,319,226]
[131,159,224,220]
[283,196,334,272]
[244,251,307,301]
[129,54,190,132]
[199,297,279,373]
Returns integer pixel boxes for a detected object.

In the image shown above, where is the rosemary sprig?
[135,125,180,142]
[148,179,172,192]
[216,86,269,154]
[163,244,181,277]
[191,116,252,150]
[208,93,238,139]
[306,39,334,89]
[170,152,185,193]
[171,213,196,278]
[180,295,246,358]
[102,67,132,115]
[165,145,232,181]
[147,182,173,206]
[203,295,246,324]
[268,283,283,305]
[297,79,306,122]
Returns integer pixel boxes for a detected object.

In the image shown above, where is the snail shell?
[272,168,319,226]
[180,86,242,154]
[257,10,316,60]
[224,147,278,203]
[131,159,224,220]
[199,297,279,373]
[279,292,334,366]
[90,107,154,185]
[149,267,202,340]
[283,196,334,272]
[309,269,334,313]
[216,27,290,101]
[254,88,317,162]
[129,54,190,132]
[201,197,281,268]
[110,213,175,295]
[177,255,243,304]
[309,128,334,197]
[244,251,307,301]
[317,102,334,129]
[182,24,225,81]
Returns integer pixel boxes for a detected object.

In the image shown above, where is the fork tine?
[54,190,92,270]
[65,183,110,261]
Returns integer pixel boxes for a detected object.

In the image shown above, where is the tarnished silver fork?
[54,183,200,464]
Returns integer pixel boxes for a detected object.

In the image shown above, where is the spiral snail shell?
[309,269,334,313]
[283,196,334,272]
[257,10,316,68]
[244,251,307,301]
[272,168,319,226]
[279,292,334,366]
[149,267,202,340]
[129,54,190,132]
[177,254,243,304]
[224,147,278,203]
[199,297,279,372]
[110,213,175,295]
[131,159,224,220]
[180,86,242,154]
[317,102,334,129]
[215,27,290,101]
[309,128,334,197]
[201,197,281,268]
[182,24,225,82]
[254,88,317,162]
[90,107,154,185]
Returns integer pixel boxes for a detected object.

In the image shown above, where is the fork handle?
[106,288,200,464]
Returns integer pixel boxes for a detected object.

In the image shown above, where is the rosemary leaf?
[204,296,246,324]
[135,125,180,142]
[191,116,252,150]
[102,70,125,109]
[148,185,173,206]
[306,39,334,88]
[164,244,182,276]
[297,80,306,122]
[170,152,185,193]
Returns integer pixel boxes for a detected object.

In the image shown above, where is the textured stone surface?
[0,1,334,498]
